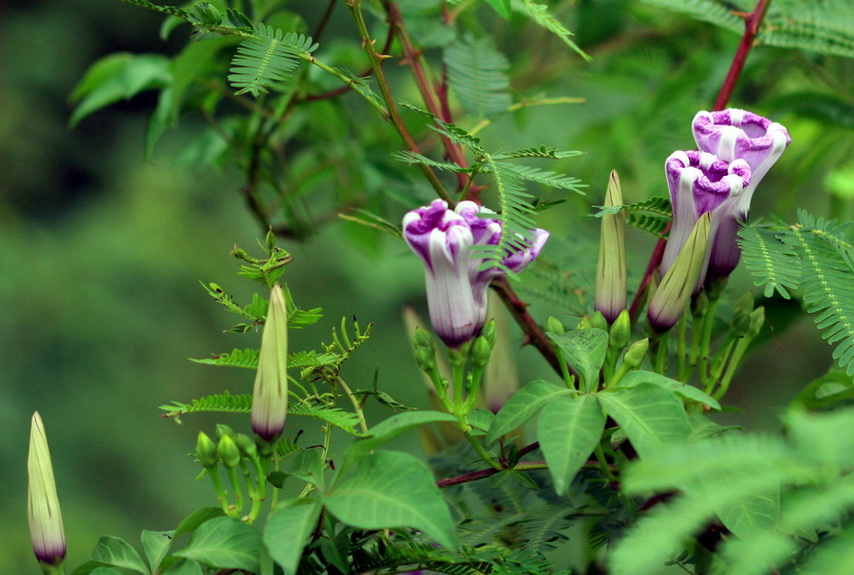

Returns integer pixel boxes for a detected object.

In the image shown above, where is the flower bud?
[648,213,712,332]
[731,292,754,337]
[235,433,258,459]
[546,316,565,336]
[622,338,650,370]
[196,431,219,468]
[609,309,631,350]
[595,170,628,323]
[252,284,289,441]
[27,412,66,569]
[216,424,236,441]
[471,335,493,369]
[746,306,765,339]
[479,319,497,349]
[590,311,608,333]
[217,434,241,469]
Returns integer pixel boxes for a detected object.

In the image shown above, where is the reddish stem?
[629,0,773,321]
[490,278,562,374]
[713,0,773,111]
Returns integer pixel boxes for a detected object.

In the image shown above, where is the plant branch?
[713,0,773,111]
[490,278,562,375]
[348,0,453,204]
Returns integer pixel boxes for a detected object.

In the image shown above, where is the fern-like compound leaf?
[639,0,743,34]
[516,0,591,61]
[784,227,854,376]
[444,35,512,118]
[228,25,318,96]
[738,223,802,299]
[595,196,673,239]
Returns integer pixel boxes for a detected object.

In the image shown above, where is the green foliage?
[537,394,606,494]
[228,25,317,96]
[642,0,854,58]
[594,196,672,239]
[444,34,512,118]
[515,0,591,61]
[609,407,854,575]
[739,213,854,375]
[324,450,459,551]
[172,516,261,571]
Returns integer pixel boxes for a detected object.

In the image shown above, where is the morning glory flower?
[403,200,548,348]
[660,150,752,291]
[28,412,66,571]
[692,109,791,282]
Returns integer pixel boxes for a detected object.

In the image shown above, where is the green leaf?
[344,410,458,466]
[174,508,226,538]
[485,0,512,18]
[173,516,261,571]
[228,25,317,96]
[324,450,458,551]
[718,529,798,575]
[487,379,571,443]
[161,559,204,575]
[88,569,124,575]
[597,382,690,458]
[90,536,149,574]
[141,530,174,573]
[516,0,590,61]
[263,498,322,575]
[537,394,606,495]
[713,480,779,538]
[549,329,609,393]
[444,34,511,118]
[70,53,171,126]
[616,370,721,410]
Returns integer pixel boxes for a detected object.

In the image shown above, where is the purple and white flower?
[403,200,548,348]
[660,150,752,291]
[692,109,791,282]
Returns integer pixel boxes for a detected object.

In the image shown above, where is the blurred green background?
[2,0,851,571]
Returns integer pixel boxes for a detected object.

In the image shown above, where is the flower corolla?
[403,200,548,348]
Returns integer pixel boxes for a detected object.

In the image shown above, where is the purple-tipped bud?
[27,412,66,569]
[251,284,289,441]
[403,200,549,348]
[660,150,751,291]
[692,109,791,283]
[595,170,628,323]
[649,213,712,332]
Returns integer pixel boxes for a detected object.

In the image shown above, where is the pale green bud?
[546,316,565,336]
[196,431,219,468]
[471,335,492,369]
[732,292,754,337]
[746,307,765,339]
[609,309,631,349]
[648,213,712,332]
[480,319,497,348]
[27,412,66,568]
[590,311,608,333]
[252,284,289,441]
[595,170,628,323]
[217,434,241,469]
[235,433,258,459]
[622,338,650,370]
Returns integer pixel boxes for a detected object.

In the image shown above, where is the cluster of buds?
[403,200,548,348]
[648,109,791,331]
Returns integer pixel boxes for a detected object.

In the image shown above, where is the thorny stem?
[348,0,453,204]
[490,277,563,375]
[385,0,473,194]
